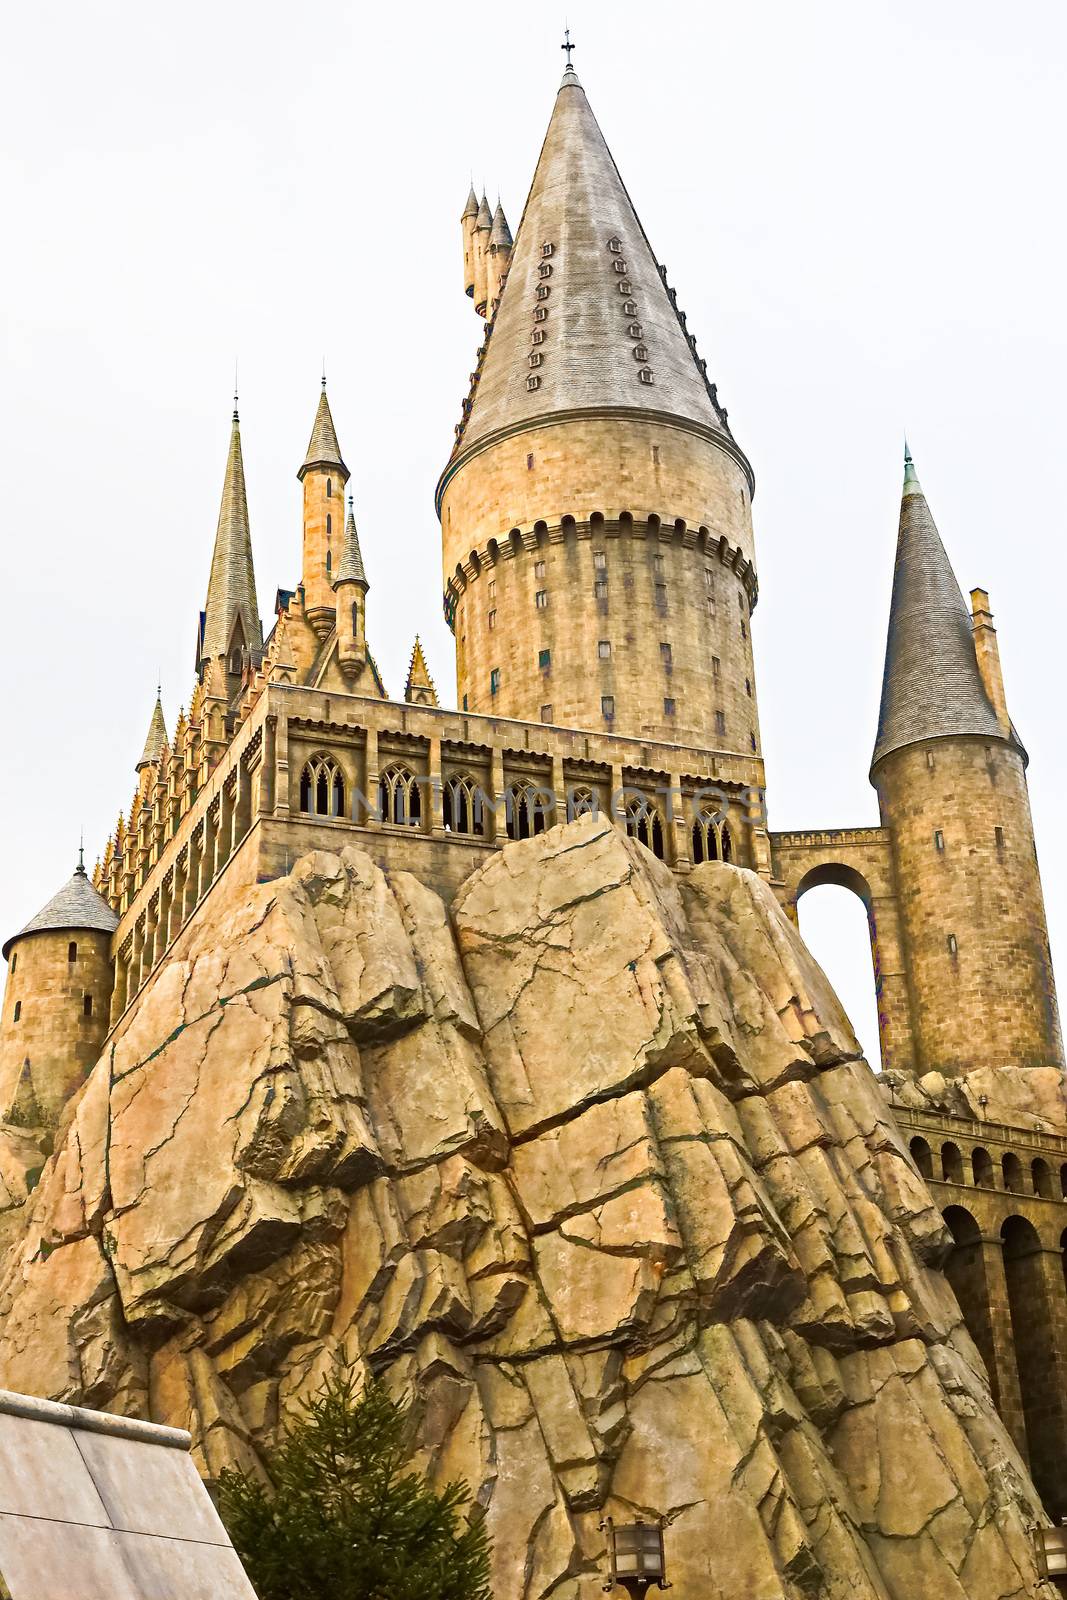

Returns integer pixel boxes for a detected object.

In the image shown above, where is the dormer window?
[541,241,554,257]
[617,280,632,295]
[538,262,552,279]
[622,300,637,317]
[529,351,543,368]
[633,344,648,362]
[638,367,654,385]
[612,259,627,274]
[607,236,622,253]
[531,328,545,345]
[536,284,551,301]
[627,322,643,338]
[527,374,541,391]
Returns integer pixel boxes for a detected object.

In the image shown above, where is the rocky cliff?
[0,818,1052,1597]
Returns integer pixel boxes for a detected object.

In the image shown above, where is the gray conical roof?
[299,385,348,480]
[3,862,118,960]
[333,502,368,589]
[872,449,1008,772]
[451,66,732,463]
[136,695,169,772]
[475,193,493,231]
[462,185,479,220]
[197,407,263,676]
[489,202,513,250]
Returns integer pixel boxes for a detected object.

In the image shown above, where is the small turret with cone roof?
[461,184,479,299]
[486,200,513,313]
[299,376,349,641]
[136,690,169,775]
[0,848,119,1123]
[472,192,493,316]
[334,494,370,680]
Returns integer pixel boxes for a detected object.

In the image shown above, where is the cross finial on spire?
[77,828,85,875]
[322,356,327,390]
[561,25,575,65]
[233,357,239,422]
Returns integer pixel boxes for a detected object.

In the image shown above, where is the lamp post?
[600,1517,671,1596]
[1035,1524,1067,1589]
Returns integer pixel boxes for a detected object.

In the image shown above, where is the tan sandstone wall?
[0,818,1052,1598]
[875,737,1063,1075]
[440,417,761,748]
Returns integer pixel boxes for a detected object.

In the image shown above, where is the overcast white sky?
[2,0,1065,1061]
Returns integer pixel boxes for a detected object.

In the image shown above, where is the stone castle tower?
[0,50,1065,1590]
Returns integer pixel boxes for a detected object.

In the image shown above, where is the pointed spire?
[447,68,730,467]
[489,201,513,251]
[404,636,439,707]
[462,184,479,220]
[299,384,348,480]
[198,403,263,678]
[872,446,1008,772]
[333,496,369,589]
[136,692,169,773]
[475,192,493,232]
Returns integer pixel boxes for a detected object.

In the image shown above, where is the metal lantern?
[601,1517,671,1596]
[1035,1523,1067,1586]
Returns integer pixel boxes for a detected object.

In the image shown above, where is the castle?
[2,53,1066,1541]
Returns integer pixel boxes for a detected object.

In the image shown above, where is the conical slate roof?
[136,694,169,772]
[489,202,513,250]
[453,65,729,461]
[300,385,348,480]
[462,186,479,220]
[3,861,118,960]
[198,408,263,675]
[872,449,1008,772]
[333,501,368,588]
[475,193,493,231]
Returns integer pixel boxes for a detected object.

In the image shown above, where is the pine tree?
[218,1370,492,1600]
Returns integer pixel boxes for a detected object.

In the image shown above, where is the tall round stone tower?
[870,450,1062,1075]
[0,856,118,1123]
[437,64,761,754]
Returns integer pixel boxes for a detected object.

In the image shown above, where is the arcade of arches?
[898,1105,1067,1516]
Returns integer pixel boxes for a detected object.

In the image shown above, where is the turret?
[472,193,492,318]
[437,65,759,752]
[298,380,349,640]
[461,185,479,300]
[486,201,513,314]
[404,636,439,707]
[197,397,263,692]
[870,446,1062,1076]
[333,495,369,681]
[0,854,118,1123]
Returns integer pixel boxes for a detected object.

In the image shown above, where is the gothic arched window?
[443,774,485,837]
[326,550,332,576]
[506,782,551,841]
[68,941,78,962]
[378,764,422,828]
[299,754,346,818]
[326,513,332,536]
[624,794,665,860]
[691,806,732,865]
[567,785,598,823]
[326,478,333,498]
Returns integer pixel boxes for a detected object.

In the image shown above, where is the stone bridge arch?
[771,826,914,1074]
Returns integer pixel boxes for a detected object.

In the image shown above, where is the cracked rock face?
[0,818,1052,1597]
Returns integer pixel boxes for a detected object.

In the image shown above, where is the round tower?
[437,66,761,755]
[299,381,349,640]
[332,494,369,681]
[871,450,1062,1076]
[0,856,119,1124]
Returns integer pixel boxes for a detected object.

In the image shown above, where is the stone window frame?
[535,590,548,609]
[623,792,666,860]
[298,753,346,819]
[443,772,485,837]
[598,640,612,659]
[378,762,423,830]
[691,804,732,865]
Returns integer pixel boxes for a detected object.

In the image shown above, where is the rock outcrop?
[0,818,1052,1597]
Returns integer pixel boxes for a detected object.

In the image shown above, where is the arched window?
[67,941,77,962]
[567,785,598,823]
[941,1142,964,1184]
[1061,1163,1067,1201]
[1032,1158,1053,1199]
[443,774,484,837]
[326,478,332,498]
[1002,1152,1024,1193]
[1002,1216,1065,1511]
[624,794,665,860]
[299,755,346,818]
[972,1147,994,1188]
[326,550,332,576]
[506,782,552,841]
[378,764,422,828]
[691,805,732,865]
[943,1206,1000,1406]
[909,1137,933,1181]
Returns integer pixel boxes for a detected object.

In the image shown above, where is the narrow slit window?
[68,941,77,962]
[934,830,945,852]
[602,695,615,719]
[83,993,93,1017]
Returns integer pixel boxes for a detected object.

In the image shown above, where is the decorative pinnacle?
[561,25,575,65]
[321,357,327,391]
[77,830,85,875]
[903,436,921,495]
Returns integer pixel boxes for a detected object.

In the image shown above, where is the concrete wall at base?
[0,1388,257,1600]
